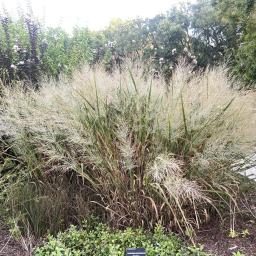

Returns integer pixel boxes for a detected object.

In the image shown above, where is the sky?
[0,0,195,31]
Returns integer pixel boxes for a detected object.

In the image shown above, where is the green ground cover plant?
[35,219,209,256]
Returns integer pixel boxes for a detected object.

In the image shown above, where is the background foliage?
[0,0,255,87]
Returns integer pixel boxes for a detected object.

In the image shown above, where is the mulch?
[195,217,256,256]
[0,220,26,256]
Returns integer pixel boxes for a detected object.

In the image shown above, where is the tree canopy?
[0,0,255,87]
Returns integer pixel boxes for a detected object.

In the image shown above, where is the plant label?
[126,248,146,256]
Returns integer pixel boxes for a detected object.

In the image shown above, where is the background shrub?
[1,1,256,88]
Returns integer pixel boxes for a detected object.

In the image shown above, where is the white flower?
[172,48,177,55]
[192,59,197,65]
[169,65,173,70]
[10,64,17,69]
[150,45,154,50]
[159,57,164,64]
[132,40,136,43]
[18,61,24,65]
[12,45,19,52]
[183,47,188,53]
[107,41,116,48]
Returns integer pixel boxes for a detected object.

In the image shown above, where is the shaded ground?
[0,220,26,256]
[195,185,256,255]
[196,218,256,256]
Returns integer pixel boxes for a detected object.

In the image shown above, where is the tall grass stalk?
[0,62,255,238]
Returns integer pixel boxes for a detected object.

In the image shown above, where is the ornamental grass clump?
[0,62,255,238]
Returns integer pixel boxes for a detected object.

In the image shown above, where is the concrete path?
[237,154,256,180]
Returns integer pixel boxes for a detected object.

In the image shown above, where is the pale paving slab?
[238,154,256,181]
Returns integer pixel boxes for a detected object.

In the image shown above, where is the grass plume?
[0,62,255,238]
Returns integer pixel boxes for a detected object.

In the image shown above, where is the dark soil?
[196,216,256,256]
[0,220,26,256]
